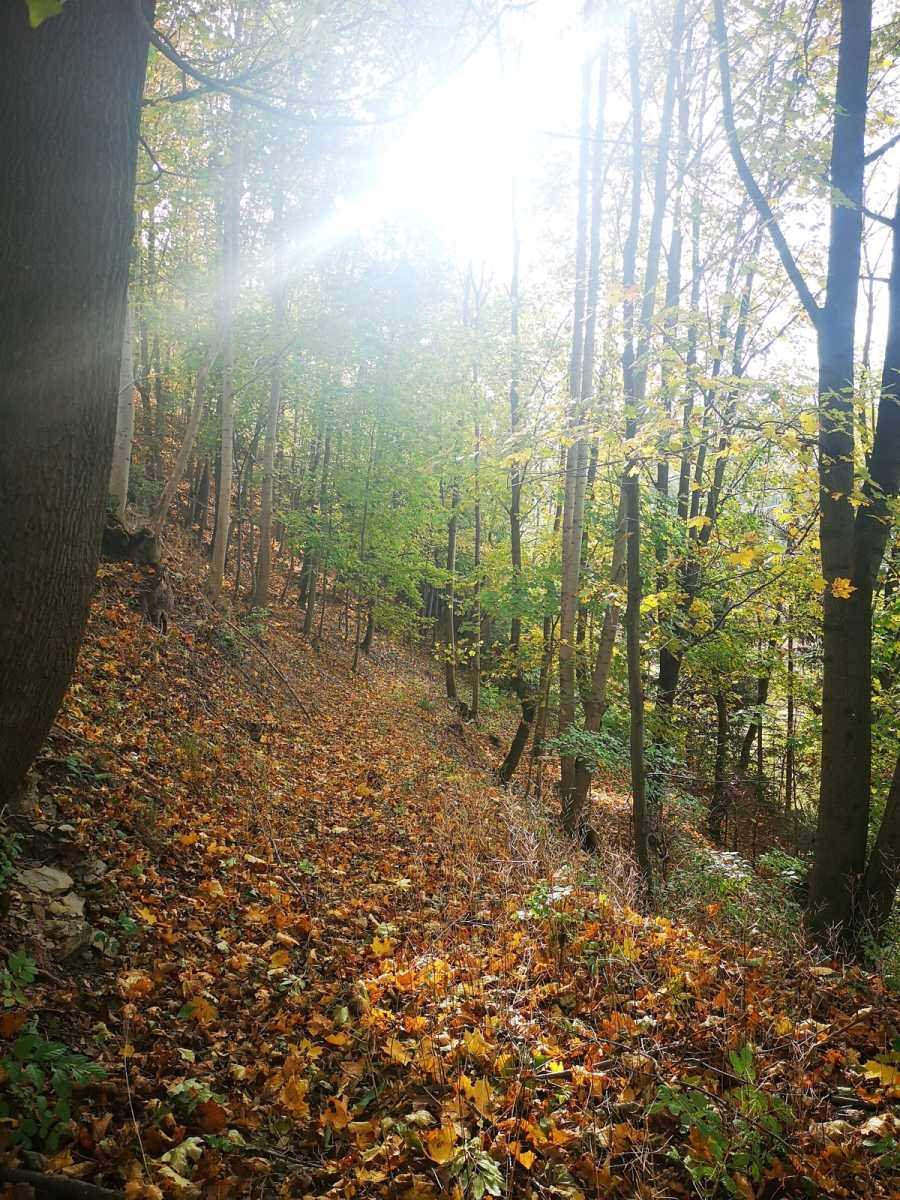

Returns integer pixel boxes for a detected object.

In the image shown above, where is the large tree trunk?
[109,305,137,520]
[0,1,152,806]
[805,1,872,940]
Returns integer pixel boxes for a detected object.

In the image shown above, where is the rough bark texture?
[806,0,873,939]
[0,0,152,805]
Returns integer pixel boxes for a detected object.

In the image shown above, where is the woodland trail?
[3,553,899,1198]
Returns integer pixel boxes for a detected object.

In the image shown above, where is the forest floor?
[2,541,899,1199]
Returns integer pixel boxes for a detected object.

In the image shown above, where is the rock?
[48,917,93,958]
[48,892,85,918]
[78,858,108,885]
[14,865,74,894]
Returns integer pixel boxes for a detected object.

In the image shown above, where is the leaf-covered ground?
[2,550,899,1199]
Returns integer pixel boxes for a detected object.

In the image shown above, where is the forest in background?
[1,0,899,1195]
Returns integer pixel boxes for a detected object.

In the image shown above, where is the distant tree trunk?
[0,0,152,805]
[109,304,136,520]
[207,122,242,603]
[785,631,795,812]
[498,196,533,784]
[444,483,459,703]
[303,428,331,636]
[254,186,285,608]
[558,8,595,831]
[709,691,729,843]
[471,413,482,719]
[151,338,223,536]
[352,423,376,674]
[623,11,652,893]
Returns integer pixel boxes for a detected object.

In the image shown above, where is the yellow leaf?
[461,1075,495,1117]
[544,1060,566,1074]
[862,1059,900,1086]
[134,906,157,925]
[515,1148,536,1170]
[322,1095,351,1129]
[773,1015,793,1036]
[186,996,218,1024]
[830,577,856,599]
[799,411,818,435]
[462,1029,495,1059]
[385,1036,411,1064]
[371,935,394,957]
[726,547,755,569]
[199,879,224,898]
[280,1077,310,1119]
[269,949,291,969]
[423,1123,458,1164]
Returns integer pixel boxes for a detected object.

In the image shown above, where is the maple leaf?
[322,1095,352,1129]
[179,996,218,1024]
[830,576,856,599]
[423,1123,458,1163]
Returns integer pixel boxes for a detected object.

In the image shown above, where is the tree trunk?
[805,1,872,940]
[207,122,242,603]
[151,338,223,536]
[444,484,459,703]
[0,0,152,805]
[498,190,533,784]
[623,11,652,893]
[558,8,596,829]
[109,304,136,520]
[709,690,729,843]
[253,186,285,608]
[860,752,900,936]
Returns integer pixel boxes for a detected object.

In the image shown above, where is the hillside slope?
[2,548,898,1199]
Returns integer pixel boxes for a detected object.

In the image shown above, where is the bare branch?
[712,0,822,329]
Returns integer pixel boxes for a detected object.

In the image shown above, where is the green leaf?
[25,0,65,28]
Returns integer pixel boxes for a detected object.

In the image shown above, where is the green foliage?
[240,607,271,641]
[0,1028,105,1151]
[542,725,628,773]
[652,1057,791,1198]
[1,950,36,1008]
[449,1144,504,1198]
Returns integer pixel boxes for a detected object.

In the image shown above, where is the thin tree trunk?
[109,304,136,520]
[207,119,242,603]
[709,691,729,843]
[253,186,285,608]
[558,5,596,831]
[151,337,224,536]
[444,483,459,702]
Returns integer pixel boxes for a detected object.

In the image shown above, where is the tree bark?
[109,304,136,520]
[151,337,224,536]
[253,186,285,608]
[709,690,729,843]
[0,0,152,805]
[207,121,242,602]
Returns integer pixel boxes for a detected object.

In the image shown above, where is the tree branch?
[712,0,822,329]
[864,130,900,165]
